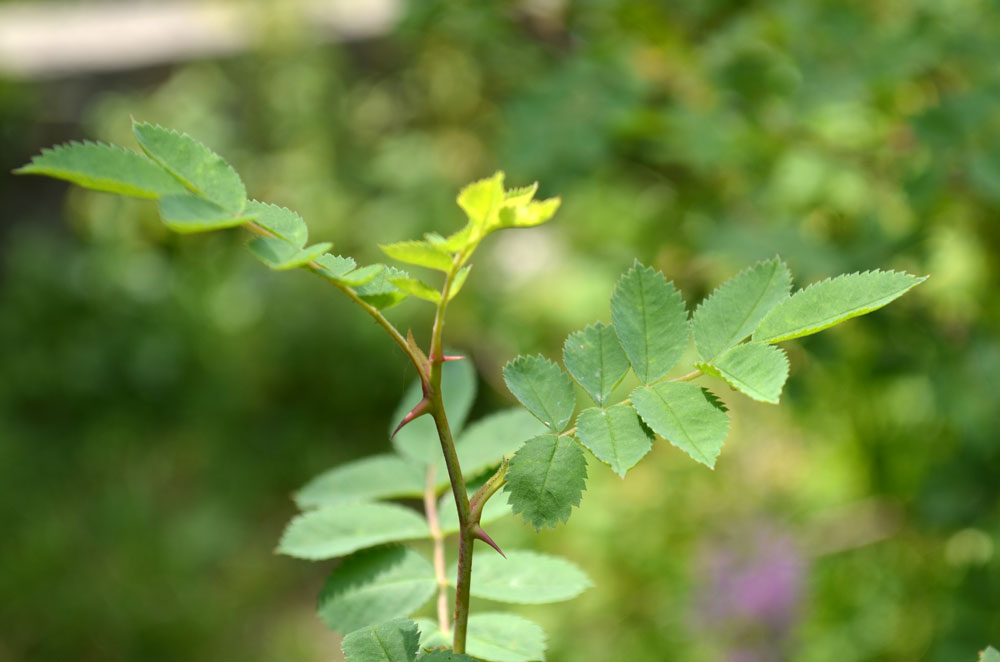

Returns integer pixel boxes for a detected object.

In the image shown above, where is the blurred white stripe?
[0,0,400,78]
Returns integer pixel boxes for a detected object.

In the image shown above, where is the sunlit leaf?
[698,342,789,404]
[247,200,308,247]
[380,240,454,272]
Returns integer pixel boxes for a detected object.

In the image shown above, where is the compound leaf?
[14,140,188,199]
[277,503,428,560]
[318,546,436,634]
[247,237,331,270]
[295,454,426,508]
[562,321,630,406]
[504,434,587,530]
[575,404,653,477]
[132,121,246,212]
[455,408,548,477]
[610,261,689,383]
[502,355,576,432]
[157,193,253,233]
[631,382,730,468]
[753,270,927,343]
[692,257,792,361]
[342,619,421,662]
[417,614,546,662]
[456,550,592,604]
[393,358,476,465]
[698,342,789,404]
[246,200,307,246]
[379,240,454,272]
[456,172,505,242]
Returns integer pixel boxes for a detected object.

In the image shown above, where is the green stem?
[423,465,450,636]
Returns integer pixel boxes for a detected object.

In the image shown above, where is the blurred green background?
[1,1,998,660]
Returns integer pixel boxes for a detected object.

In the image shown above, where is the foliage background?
[1,1,998,660]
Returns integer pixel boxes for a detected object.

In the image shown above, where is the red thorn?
[442,355,465,362]
[390,397,431,439]
[472,526,506,558]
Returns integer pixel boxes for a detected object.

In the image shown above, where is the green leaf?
[447,265,472,301]
[247,237,332,270]
[504,434,587,530]
[295,454,426,508]
[457,172,505,241]
[157,194,253,233]
[277,503,428,560]
[356,266,410,309]
[980,646,1000,662]
[492,198,561,231]
[692,257,792,361]
[439,489,511,536]
[132,121,246,212]
[246,200,307,247]
[379,240,454,272]
[631,382,730,468]
[698,342,789,404]
[456,550,592,604]
[393,358,476,465]
[753,270,927,344]
[610,261,689,383]
[502,355,576,432]
[14,141,188,199]
[389,275,442,303]
[455,408,548,477]
[502,182,538,206]
[314,254,358,280]
[342,619,421,662]
[318,546,436,634]
[338,264,386,287]
[575,404,653,477]
[562,322,630,406]
[417,614,546,662]
[419,651,478,662]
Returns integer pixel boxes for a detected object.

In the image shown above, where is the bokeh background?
[2,1,998,660]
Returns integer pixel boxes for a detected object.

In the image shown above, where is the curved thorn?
[472,525,506,558]
[391,397,431,439]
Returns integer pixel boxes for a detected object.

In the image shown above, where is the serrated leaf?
[132,121,246,212]
[295,454,426,508]
[15,141,188,199]
[457,172,505,241]
[503,355,576,432]
[314,254,358,280]
[338,264,385,287]
[698,342,789,404]
[439,489,512,535]
[380,240,454,272]
[610,261,689,384]
[342,619,421,662]
[980,647,1000,662]
[575,404,653,477]
[504,434,587,530]
[453,550,592,604]
[562,322,630,406]
[455,408,548,477]
[447,265,472,302]
[247,237,331,270]
[357,266,410,309]
[692,257,793,361]
[503,182,538,206]
[157,193,253,233]
[631,382,730,468]
[492,198,561,231]
[277,503,428,560]
[246,200,307,247]
[753,270,927,344]
[417,614,546,662]
[318,546,436,634]
[389,276,442,303]
[393,358,476,466]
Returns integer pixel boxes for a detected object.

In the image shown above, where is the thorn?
[390,397,431,439]
[472,526,506,558]
[442,355,465,362]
